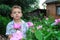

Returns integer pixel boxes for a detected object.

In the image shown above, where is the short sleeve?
[6,23,16,35]
[6,24,12,35]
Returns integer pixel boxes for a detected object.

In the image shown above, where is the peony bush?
[26,17,60,40]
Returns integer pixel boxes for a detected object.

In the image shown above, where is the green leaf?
[35,30,43,40]
[56,31,60,40]
[44,32,52,40]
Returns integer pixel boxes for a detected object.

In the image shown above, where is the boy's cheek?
[20,14,23,17]
[20,15,22,17]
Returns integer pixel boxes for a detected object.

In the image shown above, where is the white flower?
[37,25,42,30]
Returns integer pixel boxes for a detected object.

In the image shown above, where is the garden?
[0,0,60,40]
[26,16,60,40]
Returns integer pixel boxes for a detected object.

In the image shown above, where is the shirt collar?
[11,19,25,25]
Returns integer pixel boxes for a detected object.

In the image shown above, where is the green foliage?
[26,16,60,40]
[0,4,11,17]
[0,0,39,13]
[0,15,10,34]
[35,30,42,40]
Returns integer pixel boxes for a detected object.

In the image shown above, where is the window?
[56,6,60,15]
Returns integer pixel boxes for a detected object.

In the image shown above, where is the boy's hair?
[11,5,22,13]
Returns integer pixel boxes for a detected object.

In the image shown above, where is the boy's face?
[11,8,22,20]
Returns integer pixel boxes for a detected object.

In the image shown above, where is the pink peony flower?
[27,22,34,27]
[10,37,19,40]
[55,19,60,24]
[14,23,21,29]
[37,25,42,30]
[55,19,59,23]
[10,30,23,40]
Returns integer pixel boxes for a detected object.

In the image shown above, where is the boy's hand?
[8,35,12,39]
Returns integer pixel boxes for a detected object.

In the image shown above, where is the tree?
[0,0,39,13]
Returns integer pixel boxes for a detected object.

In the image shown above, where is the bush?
[0,4,11,17]
[26,16,60,40]
[0,15,10,35]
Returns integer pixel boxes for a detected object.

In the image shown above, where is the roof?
[45,0,60,4]
[28,9,46,13]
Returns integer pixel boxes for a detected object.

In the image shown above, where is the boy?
[6,5,28,40]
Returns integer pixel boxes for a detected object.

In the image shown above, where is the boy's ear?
[10,13,13,17]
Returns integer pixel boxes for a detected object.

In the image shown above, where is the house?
[45,0,60,18]
[28,9,46,16]
[24,9,46,20]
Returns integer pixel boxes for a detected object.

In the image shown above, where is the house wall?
[46,3,60,19]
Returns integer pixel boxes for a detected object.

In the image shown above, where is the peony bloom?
[55,19,60,23]
[46,18,49,20]
[13,23,21,29]
[55,19,59,23]
[54,19,60,25]
[37,25,42,30]
[27,22,34,27]
[51,19,60,26]
[10,30,23,40]
[10,37,19,40]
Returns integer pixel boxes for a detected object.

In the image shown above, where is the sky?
[39,0,46,9]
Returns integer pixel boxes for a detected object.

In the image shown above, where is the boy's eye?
[18,12,21,13]
[13,12,16,14]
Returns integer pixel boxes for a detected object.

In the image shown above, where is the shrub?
[26,16,60,40]
[0,15,10,34]
[0,4,11,17]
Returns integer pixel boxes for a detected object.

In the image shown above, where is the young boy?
[6,5,28,40]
